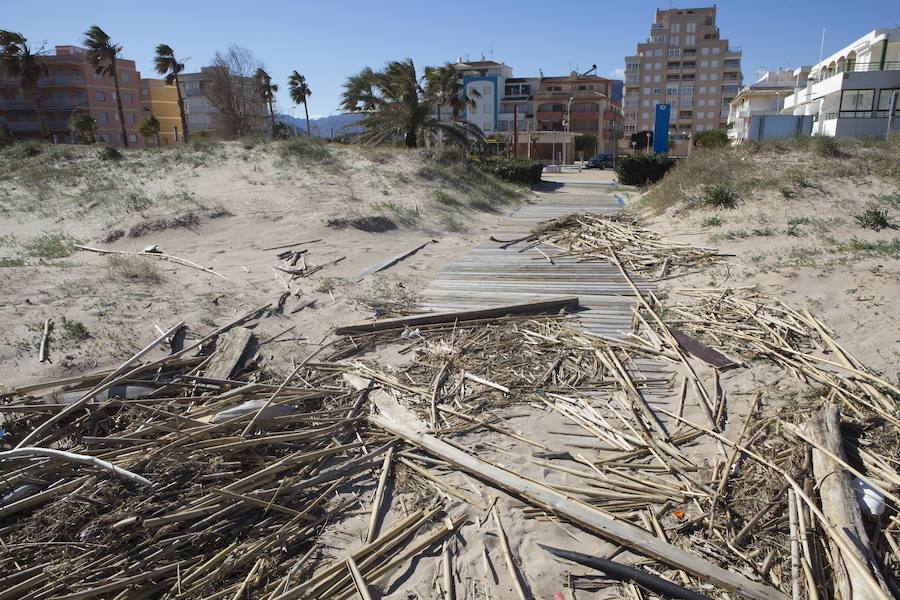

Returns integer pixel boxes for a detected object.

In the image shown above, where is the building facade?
[141,78,182,145]
[727,68,810,143]
[441,59,623,163]
[0,45,146,146]
[782,28,900,138]
[178,67,268,137]
[623,6,742,154]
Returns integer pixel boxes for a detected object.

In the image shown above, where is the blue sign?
[653,104,670,155]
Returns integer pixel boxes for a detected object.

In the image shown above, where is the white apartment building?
[623,6,743,154]
[727,68,810,142]
[782,28,900,138]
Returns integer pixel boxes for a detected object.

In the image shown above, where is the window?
[701,47,710,55]
[670,36,680,46]
[671,23,681,33]
[653,49,663,57]
[122,72,130,82]
[652,88,661,94]
[128,133,137,143]
[710,73,718,81]
[712,47,720,54]
[687,22,696,33]
[141,88,149,97]
[644,75,651,83]
[680,97,693,106]
[700,60,708,67]
[114,111,119,121]
[624,98,638,107]
[626,62,640,72]
[123,93,133,103]
[655,62,663,70]
[72,89,84,99]
[642,112,650,119]
[624,123,637,132]
[666,85,678,95]
[98,112,108,124]
[653,35,665,43]
[681,86,693,95]
[654,75,661,82]
[698,98,707,106]
[877,89,900,110]
[127,113,136,124]
[642,88,650,94]
[642,99,649,107]
[700,73,708,81]
[686,35,696,46]
[711,60,719,67]
[95,90,105,101]
[841,89,874,111]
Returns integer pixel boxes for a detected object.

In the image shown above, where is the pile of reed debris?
[2,223,898,600]
[496,213,726,279]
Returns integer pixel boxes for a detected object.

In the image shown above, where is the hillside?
[630,135,900,377]
[0,138,531,387]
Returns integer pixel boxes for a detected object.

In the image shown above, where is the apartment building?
[623,6,743,154]
[0,45,146,146]
[782,28,900,138]
[178,67,268,137]
[727,68,811,143]
[141,78,182,145]
[443,59,623,163]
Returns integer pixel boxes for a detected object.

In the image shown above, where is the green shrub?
[701,216,723,227]
[812,135,841,157]
[703,184,739,209]
[278,136,331,162]
[854,207,893,231]
[614,155,675,186]
[69,113,97,144]
[476,157,543,185]
[7,140,42,158]
[97,145,123,161]
[692,129,729,149]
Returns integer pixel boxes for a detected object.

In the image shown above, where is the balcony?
[726,47,742,54]
[810,61,900,83]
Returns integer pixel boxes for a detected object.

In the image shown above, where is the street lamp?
[563,96,573,165]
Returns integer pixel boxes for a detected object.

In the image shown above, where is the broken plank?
[371,413,780,600]
[669,327,739,370]
[352,240,433,283]
[204,327,255,381]
[260,238,323,252]
[335,297,580,335]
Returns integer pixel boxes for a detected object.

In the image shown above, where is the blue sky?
[5,1,899,119]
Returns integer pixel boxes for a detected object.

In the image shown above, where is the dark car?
[586,153,615,169]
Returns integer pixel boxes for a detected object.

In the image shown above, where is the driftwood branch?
[0,448,153,488]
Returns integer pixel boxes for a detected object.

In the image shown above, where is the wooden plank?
[334,297,580,335]
[352,240,433,283]
[669,327,739,370]
[204,327,255,380]
[371,414,781,600]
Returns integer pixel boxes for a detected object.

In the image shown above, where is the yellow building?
[140,78,183,145]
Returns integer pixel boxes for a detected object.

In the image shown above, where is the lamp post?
[563,96,574,165]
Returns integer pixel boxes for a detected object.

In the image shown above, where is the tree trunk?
[30,88,50,140]
[174,72,189,143]
[303,99,310,136]
[404,129,417,148]
[268,99,276,139]
[110,62,128,147]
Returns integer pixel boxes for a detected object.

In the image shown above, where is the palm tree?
[83,26,128,147]
[424,63,480,121]
[341,59,485,150]
[254,68,278,139]
[154,43,189,143]
[287,71,312,136]
[0,31,49,140]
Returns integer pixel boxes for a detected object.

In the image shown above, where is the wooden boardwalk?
[423,181,649,339]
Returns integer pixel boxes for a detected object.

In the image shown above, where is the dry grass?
[641,135,900,214]
[106,255,163,283]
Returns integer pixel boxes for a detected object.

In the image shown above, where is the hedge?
[614,155,675,186]
[478,157,543,185]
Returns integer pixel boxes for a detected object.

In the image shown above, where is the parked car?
[586,153,615,169]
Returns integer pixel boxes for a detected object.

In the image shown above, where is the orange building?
[0,45,146,147]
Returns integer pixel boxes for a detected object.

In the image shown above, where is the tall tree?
[287,70,312,136]
[424,63,480,121]
[153,43,189,143]
[207,45,265,138]
[254,68,278,139]
[83,26,129,147]
[341,59,485,150]
[0,31,49,140]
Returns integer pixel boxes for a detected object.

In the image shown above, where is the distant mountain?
[277,113,365,138]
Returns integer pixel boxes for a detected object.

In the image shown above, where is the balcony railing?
[811,61,900,83]
[823,110,893,120]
